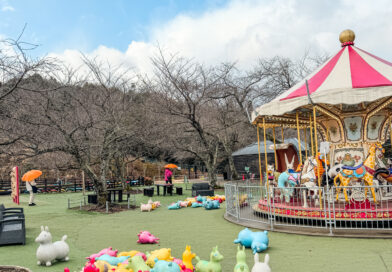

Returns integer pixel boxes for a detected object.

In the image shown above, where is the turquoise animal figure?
[204,200,220,210]
[126,255,151,271]
[191,202,204,208]
[277,172,297,203]
[168,202,180,210]
[96,254,128,266]
[151,259,181,272]
[234,228,269,254]
[234,245,249,272]
[195,246,223,272]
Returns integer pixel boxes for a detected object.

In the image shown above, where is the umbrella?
[22,170,42,182]
[164,164,178,169]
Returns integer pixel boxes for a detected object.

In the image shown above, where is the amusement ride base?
[255,198,392,221]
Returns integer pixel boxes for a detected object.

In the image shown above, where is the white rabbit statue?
[35,226,69,266]
[251,253,271,272]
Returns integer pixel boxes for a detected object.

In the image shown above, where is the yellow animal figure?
[182,245,196,270]
[115,263,132,272]
[239,194,248,206]
[146,248,174,267]
[118,250,139,257]
[94,260,115,272]
[334,143,384,203]
[215,195,226,201]
[186,197,196,204]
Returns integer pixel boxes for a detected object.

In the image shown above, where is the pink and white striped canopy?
[252,44,392,119]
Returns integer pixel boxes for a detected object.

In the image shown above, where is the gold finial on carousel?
[339,29,355,47]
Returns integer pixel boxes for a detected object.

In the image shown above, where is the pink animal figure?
[173,258,185,267]
[64,268,70,272]
[87,247,118,260]
[140,203,153,212]
[179,201,188,208]
[135,252,147,261]
[153,201,161,207]
[137,230,160,244]
[84,258,99,272]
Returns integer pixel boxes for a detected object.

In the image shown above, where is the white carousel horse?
[300,157,320,207]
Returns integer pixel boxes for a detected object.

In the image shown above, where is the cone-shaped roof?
[252,30,392,120]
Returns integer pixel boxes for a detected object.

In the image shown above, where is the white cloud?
[1,5,14,11]
[50,0,392,77]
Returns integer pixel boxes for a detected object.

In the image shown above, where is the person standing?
[26,179,37,206]
[164,168,173,184]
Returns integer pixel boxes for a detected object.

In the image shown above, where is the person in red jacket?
[164,168,173,184]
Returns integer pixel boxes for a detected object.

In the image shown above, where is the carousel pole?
[257,124,263,186]
[313,107,322,209]
[273,127,278,169]
[303,127,308,158]
[296,112,302,164]
[390,118,392,154]
[281,127,284,143]
[263,118,270,195]
[309,115,314,157]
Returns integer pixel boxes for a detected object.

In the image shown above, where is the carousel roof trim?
[232,138,308,156]
[252,31,392,121]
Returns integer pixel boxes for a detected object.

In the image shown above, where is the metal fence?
[224,181,392,234]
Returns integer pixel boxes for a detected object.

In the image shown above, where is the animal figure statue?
[194,246,223,272]
[35,226,70,266]
[204,200,220,210]
[146,248,174,267]
[87,247,118,260]
[141,203,153,212]
[267,164,280,186]
[151,259,181,272]
[277,172,297,203]
[118,250,139,257]
[251,254,271,272]
[300,157,320,207]
[182,245,196,270]
[168,202,181,210]
[83,258,100,272]
[96,254,128,266]
[334,143,384,203]
[191,202,204,208]
[234,245,250,272]
[234,228,269,254]
[126,255,151,271]
[137,230,160,244]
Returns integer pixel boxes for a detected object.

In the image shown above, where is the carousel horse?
[333,143,384,203]
[267,164,280,186]
[300,157,319,204]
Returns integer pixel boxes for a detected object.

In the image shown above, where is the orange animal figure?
[334,143,384,203]
[314,152,329,179]
[182,245,196,270]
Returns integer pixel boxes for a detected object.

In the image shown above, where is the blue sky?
[1,0,391,75]
[0,0,227,56]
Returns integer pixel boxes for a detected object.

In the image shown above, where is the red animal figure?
[84,258,99,272]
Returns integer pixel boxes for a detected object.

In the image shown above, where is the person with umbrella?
[164,164,177,184]
[22,170,42,206]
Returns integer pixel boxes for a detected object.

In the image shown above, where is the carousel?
[251,30,392,229]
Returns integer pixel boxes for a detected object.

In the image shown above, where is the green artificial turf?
[0,184,392,272]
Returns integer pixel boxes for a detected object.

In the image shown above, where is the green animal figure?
[234,245,249,272]
[126,255,151,271]
[195,246,223,272]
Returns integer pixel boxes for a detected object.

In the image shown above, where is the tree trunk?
[228,154,239,180]
[205,162,218,187]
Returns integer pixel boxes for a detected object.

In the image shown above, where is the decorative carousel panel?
[322,120,341,143]
[367,115,385,141]
[343,116,363,141]
[333,147,365,166]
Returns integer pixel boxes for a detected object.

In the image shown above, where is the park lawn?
[0,185,391,272]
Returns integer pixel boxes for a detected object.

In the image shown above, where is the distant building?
[232,138,308,178]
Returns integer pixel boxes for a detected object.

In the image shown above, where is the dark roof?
[232,138,308,156]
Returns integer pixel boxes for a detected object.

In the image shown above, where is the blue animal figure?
[204,200,220,210]
[96,254,128,266]
[234,228,269,254]
[196,195,207,203]
[191,202,204,208]
[168,202,181,210]
[277,172,298,203]
[151,259,181,272]
[195,246,223,272]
